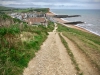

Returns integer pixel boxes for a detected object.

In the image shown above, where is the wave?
[61,18,69,22]
[76,24,100,36]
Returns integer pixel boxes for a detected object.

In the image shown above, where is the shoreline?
[47,11,100,36]
[46,11,91,33]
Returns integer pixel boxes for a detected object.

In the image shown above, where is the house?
[21,13,28,19]
[25,17,47,26]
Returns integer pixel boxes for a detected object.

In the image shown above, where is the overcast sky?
[0,0,100,9]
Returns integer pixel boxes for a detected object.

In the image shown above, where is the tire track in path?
[60,33,100,75]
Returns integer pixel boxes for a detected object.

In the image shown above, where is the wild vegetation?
[57,23,100,71]
[0,12,54,75]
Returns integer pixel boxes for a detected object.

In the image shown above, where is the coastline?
[46,11,91,33]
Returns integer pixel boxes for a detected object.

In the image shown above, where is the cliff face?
[0,13,15,27]
[0,19,14,27]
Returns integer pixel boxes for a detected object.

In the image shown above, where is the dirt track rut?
[61,33,99,75]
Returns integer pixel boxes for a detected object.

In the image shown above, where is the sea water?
[51,9,100,36]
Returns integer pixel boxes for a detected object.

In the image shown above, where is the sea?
[51,9,100,36]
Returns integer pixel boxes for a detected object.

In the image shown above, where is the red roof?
[26,17,46,25]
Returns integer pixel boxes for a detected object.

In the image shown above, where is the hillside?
[0,6,49,13]
[0,12,54,75]
[0,6,17,11]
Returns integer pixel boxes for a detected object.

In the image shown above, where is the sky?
[0,0,100,9]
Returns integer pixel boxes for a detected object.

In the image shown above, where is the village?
[8,9,83,27]
[8,10,55,27]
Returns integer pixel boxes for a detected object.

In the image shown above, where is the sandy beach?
[46,12,90,33]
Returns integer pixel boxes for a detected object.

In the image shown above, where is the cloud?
[93,0,100,2]
[0,0,100,9]
[0,1,16,5]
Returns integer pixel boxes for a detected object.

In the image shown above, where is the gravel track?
[23,23,99,75]
[23,24,77,75]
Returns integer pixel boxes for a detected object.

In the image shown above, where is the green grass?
[0,6,49,13]
[0,20,54,75]
[57,23,100,71]
[14,8,49,13]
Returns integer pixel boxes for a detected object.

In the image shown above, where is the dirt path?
[23,23,76,75]
[23,23,99,75]
[60,33,100,75]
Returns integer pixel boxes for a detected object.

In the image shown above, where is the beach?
[46,11,93,33]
